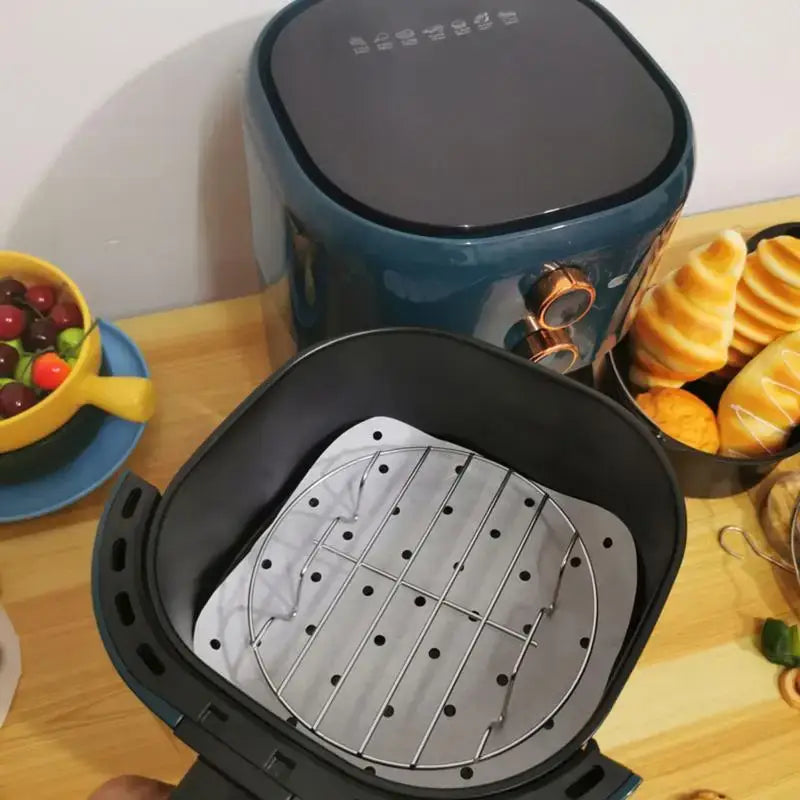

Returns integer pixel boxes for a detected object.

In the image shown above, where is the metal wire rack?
[243,445,595,772]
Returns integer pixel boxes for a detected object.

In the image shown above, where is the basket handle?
[517,740,640,799]
[171,760,262,800]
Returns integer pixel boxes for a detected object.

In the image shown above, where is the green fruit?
[2,338,23,356]
[57,327,84,358]
[14,354,34,387]
[65,356,78,369]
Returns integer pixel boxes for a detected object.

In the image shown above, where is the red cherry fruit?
[24,284,57,315]
[0,278,26,303]
[49,302,83,331]
[0,304,26,339]
[32,352,72,391]
[0,342,19,378]
[0,382,37,418]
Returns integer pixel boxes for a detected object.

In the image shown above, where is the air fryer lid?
[262,0,685,233]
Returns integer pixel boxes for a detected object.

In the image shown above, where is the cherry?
[0,343,20,378]
[0,278,25,303]
[32,352,71,391]
[24,284,57,315]
[49,302,83,331]
[0,382,37,418]
[22,317,57,352]
[0,304,26,339]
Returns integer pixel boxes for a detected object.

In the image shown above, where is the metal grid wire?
[244,445,594,771]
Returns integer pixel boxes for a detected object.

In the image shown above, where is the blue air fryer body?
[244,0,693,371]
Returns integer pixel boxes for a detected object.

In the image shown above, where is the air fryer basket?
[93,329,685,800]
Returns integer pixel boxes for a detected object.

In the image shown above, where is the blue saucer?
[0,320,148,522]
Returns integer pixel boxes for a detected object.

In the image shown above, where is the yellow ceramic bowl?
[0,252,155,453]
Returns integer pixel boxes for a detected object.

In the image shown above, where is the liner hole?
[401,549,412,559]
[429,648,440,659]
[460,767,474,780]
[378,464,389,474]
[311,572,322,583]
[414,596,426,607]
[544,718,555,730]
[374,635,386,646]
[444,704,456,717]
[603,537,614,549]
[519,570,531,582]
[306,625,316,635]
[309,497,319,508]
[443,505,453,515]
[393,506,401,516]
[261,559,272,569]
[210,639,221,650]
[570,556,581,568]
[497,674,509,687]
[343,531,354,541]
[331,675,341,686]
[363,586,374,597]
[524,497,535,508]
[383,705,395,718]
[580,637,590,649]
[373,431,383,441]
[490,528,501,539]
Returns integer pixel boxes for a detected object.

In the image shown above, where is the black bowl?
[746,220,800,250]
[0,356,109,485]
[599,344,800,498]
[598,221,800,498]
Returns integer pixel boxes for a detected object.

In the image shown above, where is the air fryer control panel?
[345,8,521,56]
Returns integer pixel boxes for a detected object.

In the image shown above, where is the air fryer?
[244,0,693,371]
[93,329,685,799]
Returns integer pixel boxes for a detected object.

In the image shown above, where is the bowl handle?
[77,374,156,422]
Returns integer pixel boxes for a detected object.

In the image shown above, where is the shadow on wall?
[8,16,272,319]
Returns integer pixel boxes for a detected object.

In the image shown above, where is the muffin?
[636,388,720,453]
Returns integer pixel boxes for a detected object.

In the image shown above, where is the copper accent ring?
[511,324,579,373]
[525,266,596,331]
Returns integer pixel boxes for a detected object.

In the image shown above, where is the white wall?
[1,0,799,319]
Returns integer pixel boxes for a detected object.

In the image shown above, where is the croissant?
[725,236,800,373]
[718,329,800,456]
[629,230,747,388]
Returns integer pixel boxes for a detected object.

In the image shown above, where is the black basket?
[93,329,685,800]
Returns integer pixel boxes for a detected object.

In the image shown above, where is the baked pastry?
[630,230,747,388]
[636,388,720,453]
[718,329,800,456]
[726,236,800,372]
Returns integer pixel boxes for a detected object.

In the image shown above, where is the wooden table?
[2,198,800,799]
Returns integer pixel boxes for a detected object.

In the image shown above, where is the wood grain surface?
[1,198,800,799]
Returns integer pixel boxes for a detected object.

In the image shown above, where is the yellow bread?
[718,329,800,456]
[726,237,800,371]
[733,304,786,345]
[636,388,720,453]
[630,230,747,388]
